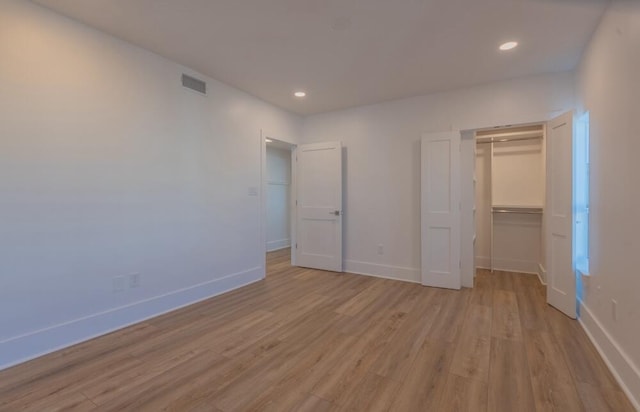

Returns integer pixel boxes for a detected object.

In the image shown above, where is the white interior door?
[421,132,461,290]
[295,142,343,272]
[546,112,576,318]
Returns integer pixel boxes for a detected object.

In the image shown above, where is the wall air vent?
[181,74,207,95]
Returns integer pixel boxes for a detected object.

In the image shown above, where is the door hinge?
[295,243,298,249]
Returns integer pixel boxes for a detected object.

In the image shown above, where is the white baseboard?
[344,260,420,284]
[537,263,547,285]
[266,239,291,252]
[475,256,540,275]
[579,301,640,411]
[0,267,263,371]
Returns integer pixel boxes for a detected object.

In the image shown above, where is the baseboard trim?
[475,256,541,276]
[266,238,291,252]
[0,266,263,371]
[578,301,640,411]
[344,260,420,284]
[537,263,547,285]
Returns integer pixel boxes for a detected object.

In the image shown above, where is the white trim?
[260,129,268,279]
[537,263,547,285]
[475,256,491,270]
[579,301,640,411]
[475,256,540,275]
[290,147,298,266]
[266,239,291,252]
[0,267,262,371]
[344,260,420,284]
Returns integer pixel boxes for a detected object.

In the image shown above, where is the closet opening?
[263,137,296,275]
[472,124,547,283]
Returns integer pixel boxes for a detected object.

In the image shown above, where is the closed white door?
[546,112,576,318]
[421,132,461,289]
[295,142,343,272]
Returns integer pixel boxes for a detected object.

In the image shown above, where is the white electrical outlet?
[612,299,617,321]
[129,273,141,288]
[113,276,125,293]
[377,244,384,255]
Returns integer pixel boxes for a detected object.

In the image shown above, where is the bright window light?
[575,112,590,276]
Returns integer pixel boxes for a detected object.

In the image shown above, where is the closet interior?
[474,124,546,278]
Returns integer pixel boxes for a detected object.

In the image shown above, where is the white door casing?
[546,112,576,318]
[421,132,461,290]
[295,142,343,272]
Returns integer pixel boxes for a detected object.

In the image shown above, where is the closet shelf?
[491,205,543,215]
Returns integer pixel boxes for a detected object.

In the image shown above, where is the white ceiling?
[32,0,607,115]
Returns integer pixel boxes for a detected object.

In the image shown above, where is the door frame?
[461,116,575,310]
[260,131,298,278]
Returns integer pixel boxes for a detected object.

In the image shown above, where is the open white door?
[546,112,576,318]
[421,132,461,290]
[295,142,343,272]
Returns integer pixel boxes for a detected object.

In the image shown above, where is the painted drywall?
[266,146,292,251]
[302,72,575,283]
[0,0,301,369]
[576,1,640,406]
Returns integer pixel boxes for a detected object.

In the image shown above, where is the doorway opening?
[472,124,546,281]
[456,113,579,319]
[264,137,296,276]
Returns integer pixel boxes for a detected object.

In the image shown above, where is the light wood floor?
[0,248,633,411]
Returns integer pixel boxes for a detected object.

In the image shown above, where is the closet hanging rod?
[476,135,543,145]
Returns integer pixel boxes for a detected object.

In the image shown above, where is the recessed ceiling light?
[265,138,273,143]
[499,41,518,51]
[294,91,307,98]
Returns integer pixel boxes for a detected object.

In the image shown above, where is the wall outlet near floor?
[611,299,617,321]
[113,276,125,293]
[377,244,384,255]
[129,272,141,288]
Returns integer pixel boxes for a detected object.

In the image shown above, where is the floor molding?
[344,260,420,284]
[266,239,291,252]
[537,263,547,285]
[579,301,640,410]
[0,267,263,371]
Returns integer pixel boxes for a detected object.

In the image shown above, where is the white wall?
[302,72,575,283]
[266,146,292,251]
[576,1,640,406]
[0,0,301,369]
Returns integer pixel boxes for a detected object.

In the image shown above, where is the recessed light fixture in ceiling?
[499,41,518,51]
[294,91,307,98]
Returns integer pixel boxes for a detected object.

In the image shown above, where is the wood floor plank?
[450,304,492,382]
[525,331,583,412]
[492,289,523,341]
[546,306,620,389]
[333,372,401,412]
[0,251,632,411]
[576,382,635,412]
[389,339,456,411]
[438,374,488,412]
[488,337,536,412]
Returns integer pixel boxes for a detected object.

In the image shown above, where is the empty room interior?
[1,0,640,410]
